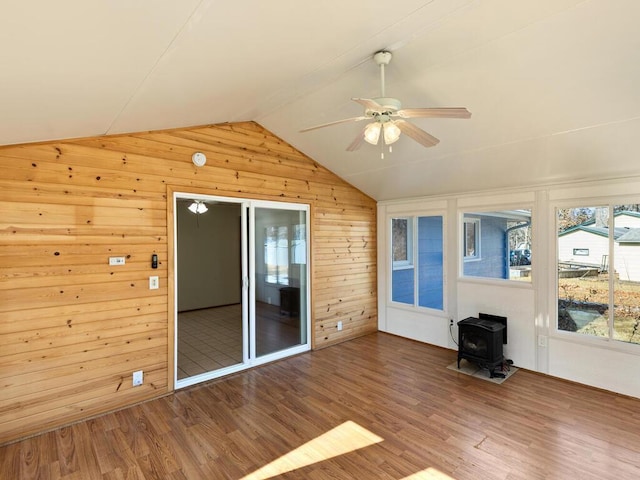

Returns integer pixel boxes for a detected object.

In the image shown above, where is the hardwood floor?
[2,332,640,479]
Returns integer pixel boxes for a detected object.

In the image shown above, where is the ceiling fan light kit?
[364,122,381,145]
[300,50,471,153]
[383,121,401,145]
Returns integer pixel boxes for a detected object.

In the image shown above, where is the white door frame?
[172,192,310,390]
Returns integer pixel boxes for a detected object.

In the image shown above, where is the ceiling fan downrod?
[371,51,402,113]
[373,51,392,98]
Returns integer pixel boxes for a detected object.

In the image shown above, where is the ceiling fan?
[300,51,471,153]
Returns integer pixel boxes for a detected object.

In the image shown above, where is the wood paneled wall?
[0,122,377,444]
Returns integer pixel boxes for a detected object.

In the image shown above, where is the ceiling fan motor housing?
[373,51,392,66]
[370,97,402,113]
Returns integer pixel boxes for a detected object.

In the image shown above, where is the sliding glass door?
[175,194,309,389]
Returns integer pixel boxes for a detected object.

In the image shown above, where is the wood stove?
[457,315,507,378]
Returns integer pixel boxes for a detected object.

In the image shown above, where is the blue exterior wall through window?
[391,215,444,310]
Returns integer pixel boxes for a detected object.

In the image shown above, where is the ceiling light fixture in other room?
[188,201,208,214]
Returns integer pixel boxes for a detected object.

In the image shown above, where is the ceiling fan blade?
[300,116,368,133]
[346,128,366,151]
[396,119,440,147]
[352,98,385,113]
[395,107,471,119]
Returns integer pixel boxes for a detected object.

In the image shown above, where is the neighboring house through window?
[462,210,532,282]
[556,205,640,345]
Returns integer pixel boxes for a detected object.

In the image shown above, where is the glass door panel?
[176,198,246,386]
[254,206,308,357]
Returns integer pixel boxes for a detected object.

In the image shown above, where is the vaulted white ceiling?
[2,1,640,200]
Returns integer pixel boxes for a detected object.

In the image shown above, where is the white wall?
[457,281,536,369]
[614,213,640,228]
[378,178,640,399]
[548,336,639,398]
[177,202,242,311]
[614,214,640,282]
[616,244,640,282]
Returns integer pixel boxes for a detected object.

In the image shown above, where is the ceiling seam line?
[103,0,210,136]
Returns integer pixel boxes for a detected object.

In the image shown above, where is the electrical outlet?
[538,335,548,347]
[449,319,454,326]
[149,276,159,290]
[132,370,143,387]
[337,321,343,331]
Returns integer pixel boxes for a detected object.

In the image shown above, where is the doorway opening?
[173,193,310,389]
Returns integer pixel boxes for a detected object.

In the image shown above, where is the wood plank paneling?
[0,121,377,445]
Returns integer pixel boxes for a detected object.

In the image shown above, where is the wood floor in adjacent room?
[2,333,640,480]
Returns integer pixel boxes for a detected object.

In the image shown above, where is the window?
[291,224,306,264]
[264,223,307,286]
[391,215,444,310]
[463,218,480,260]
[264,225,289,285]
[462,210,532,282]
[557,204,640,345]
[392,218,413,268]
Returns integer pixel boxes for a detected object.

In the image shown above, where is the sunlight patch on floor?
[240,420,384,480]
[401,467,456,479]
